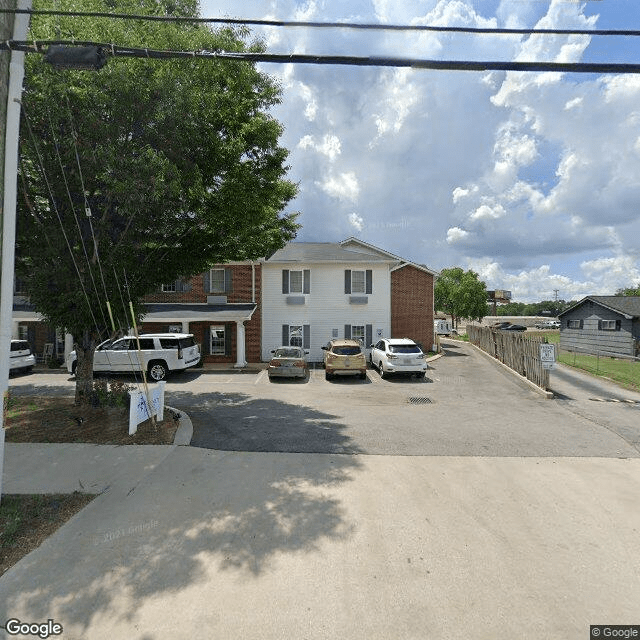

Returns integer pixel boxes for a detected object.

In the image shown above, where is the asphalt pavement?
[2,340,640,640]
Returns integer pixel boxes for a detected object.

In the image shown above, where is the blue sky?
[199,0,640,302]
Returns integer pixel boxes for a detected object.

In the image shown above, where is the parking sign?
[540,343,556,370]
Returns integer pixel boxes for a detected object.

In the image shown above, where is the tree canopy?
[615,284,640,296]
[434,267,487,327]
[16,0,299,400]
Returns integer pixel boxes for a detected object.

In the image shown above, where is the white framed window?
[168,324,182,333]
[162,282,176,293]
[18,325,28,340]
[600,320,620,331]
[210,269,226,293]
[289,325,303,347]
[210,326,225,355]
[351,270,365,294]
[289,270,303,294]
[351,325,365,345]
[567,319,582,329]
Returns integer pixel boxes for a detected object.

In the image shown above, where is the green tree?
[16,0,299,404]
[615,284,640,296]
[434,267,487,328]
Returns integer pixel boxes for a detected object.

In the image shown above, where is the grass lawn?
[558,351,640,392]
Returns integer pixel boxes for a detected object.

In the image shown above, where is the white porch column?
[11,321,19,339]
[64,333,74,363]
[181,321,189,333]
[234,321,247,368]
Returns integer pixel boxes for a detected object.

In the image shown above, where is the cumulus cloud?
[349,212,365,231]
[201,0,640,301]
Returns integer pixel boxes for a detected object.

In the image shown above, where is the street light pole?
[1,0,31,504]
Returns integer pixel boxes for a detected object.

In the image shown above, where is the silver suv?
[67,333,200,381]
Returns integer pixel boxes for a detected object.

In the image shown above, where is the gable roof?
[266,238,438,275]
[266,242,399,264]
[559,296,640,319]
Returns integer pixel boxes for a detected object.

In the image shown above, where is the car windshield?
[274,348,302,358]
[333,346,361,356]
[389,344,421,354]
[10,341,29,352]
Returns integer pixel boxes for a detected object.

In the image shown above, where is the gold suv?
[321,339,367,381]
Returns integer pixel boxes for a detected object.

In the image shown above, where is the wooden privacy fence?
[467,325,550,390]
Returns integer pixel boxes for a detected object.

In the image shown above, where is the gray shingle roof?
[560,296,640,318]
[266,242,398,264]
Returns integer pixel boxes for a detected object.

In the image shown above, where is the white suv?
[67,333,200,381]
[10,340,36,374]
[370,338,427,379]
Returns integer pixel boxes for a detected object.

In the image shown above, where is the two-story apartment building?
[12,238,437,366]
[262,238,437,362]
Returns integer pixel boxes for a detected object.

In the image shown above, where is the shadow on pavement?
[170,390,363,454]
[3,393,364,633]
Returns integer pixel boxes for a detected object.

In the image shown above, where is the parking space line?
[255,370,267,385]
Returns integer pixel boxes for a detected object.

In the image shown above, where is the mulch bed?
[5,396,180,445]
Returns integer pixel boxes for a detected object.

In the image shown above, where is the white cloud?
[447,227,470,243]
[319,172,360,202]
[200,0,640,301]
[349,212,365,231]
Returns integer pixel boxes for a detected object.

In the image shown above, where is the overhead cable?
[1,8,639,37]
[3,40,640,74]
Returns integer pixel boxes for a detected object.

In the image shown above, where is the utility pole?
[1,0,31,505]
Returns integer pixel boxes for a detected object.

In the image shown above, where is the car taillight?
[293,360,305,368]
[387,353,398,360]
[327,354,336,362]
[270,359,281,367]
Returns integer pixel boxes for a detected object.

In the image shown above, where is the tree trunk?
[74,331,97,406]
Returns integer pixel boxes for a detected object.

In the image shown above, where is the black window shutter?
[580,319,584,329]
[344,324,351,339]
[303,269,311,294]
[203,270,210,293]
[303,325,310,349]
[224,324,232,356]
[282,324,289,346]
[365,270,372,294]
[344,270,351,294]
[366,324,372,347]
[225,269,233,293]
[203,328,210,355]
[282,270,289,294]
[616,319,621,331]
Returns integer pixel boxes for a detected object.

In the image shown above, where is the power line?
[0,8,639,38]
[3,40,640,74]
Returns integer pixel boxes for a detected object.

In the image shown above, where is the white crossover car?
[370,338,428,379]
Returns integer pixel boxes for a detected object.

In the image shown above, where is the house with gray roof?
[558,296,640,358]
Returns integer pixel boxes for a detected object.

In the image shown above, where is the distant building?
[558,296,640,358]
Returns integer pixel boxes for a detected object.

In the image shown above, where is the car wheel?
[325,371,332,381]
[416,372,425,379]
[379,363,386,379]
[360,371,367,380]
[148,361,168,381]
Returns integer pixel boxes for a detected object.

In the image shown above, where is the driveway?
[162,340,640,458]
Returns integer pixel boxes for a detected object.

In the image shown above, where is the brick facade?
[391,265,435,351]
[141,263,262,363]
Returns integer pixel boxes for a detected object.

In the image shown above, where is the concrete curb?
[468,342,554,399]
[166,405,193,446]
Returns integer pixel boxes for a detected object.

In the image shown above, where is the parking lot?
[12,339,639,458]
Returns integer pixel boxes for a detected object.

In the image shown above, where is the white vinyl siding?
[262,263,390,362]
